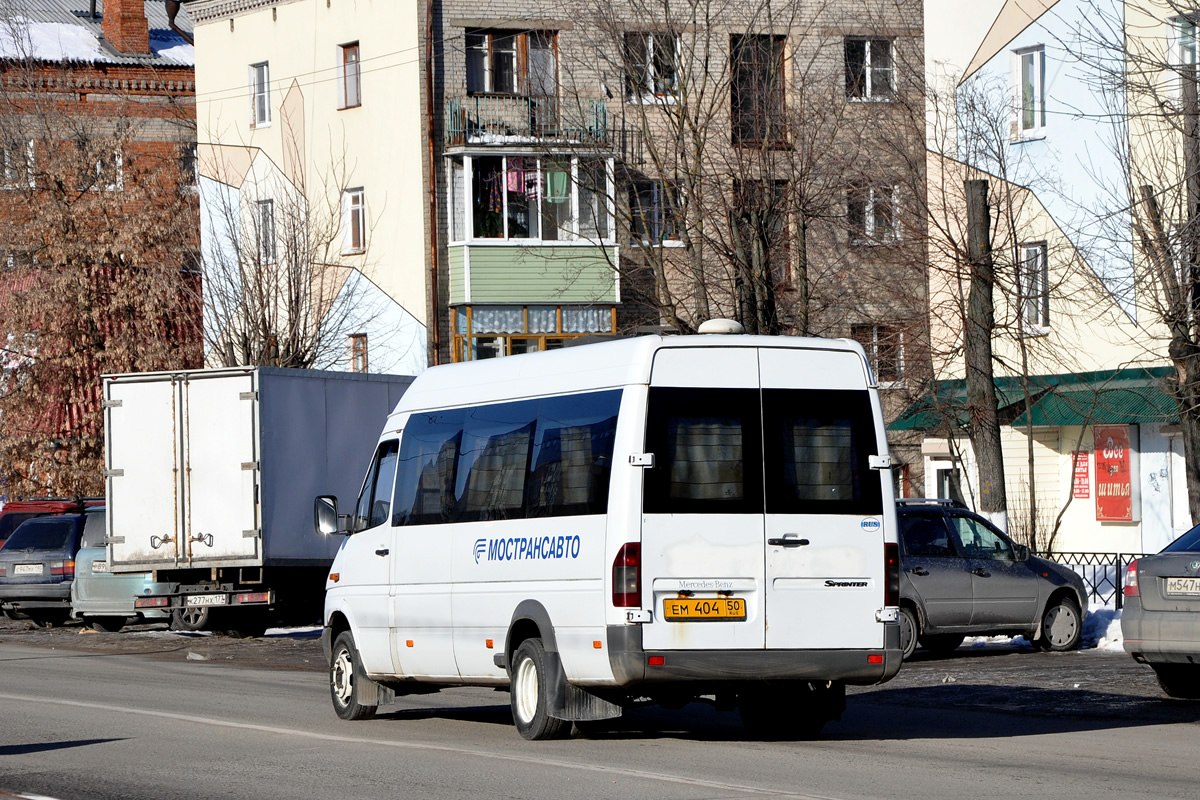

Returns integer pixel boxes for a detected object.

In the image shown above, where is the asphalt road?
[1,620,1198,800]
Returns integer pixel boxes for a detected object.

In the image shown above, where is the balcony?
[445,95,642,162]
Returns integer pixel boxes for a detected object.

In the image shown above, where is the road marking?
[0,692,838,800]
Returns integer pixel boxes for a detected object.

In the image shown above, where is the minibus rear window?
[763,389,882,515]
[643,388,764,514]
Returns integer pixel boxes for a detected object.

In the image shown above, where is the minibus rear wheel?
[510,638,570,741]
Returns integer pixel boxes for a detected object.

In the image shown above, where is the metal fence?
[1033,551,1145,609]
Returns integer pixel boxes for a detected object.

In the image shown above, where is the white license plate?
[186,594,228,607]
[1166,577,1200,595]
[90,561,109,573]
[13,564,42,576]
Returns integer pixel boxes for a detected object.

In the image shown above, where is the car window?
[5,517,77,551]
[80,510,107,549]
[0,512,40,544]
[898,513,956,557]
[1164,523,1200,553]
[949,514,1014,561]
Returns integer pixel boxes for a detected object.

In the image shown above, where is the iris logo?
[474,539,487,564]
[860,517,881,531]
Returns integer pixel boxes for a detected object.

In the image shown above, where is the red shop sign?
[1094,425,1132,522]
[1072,451,1090,500]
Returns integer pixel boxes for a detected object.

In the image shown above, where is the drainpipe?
[426,0,441,365]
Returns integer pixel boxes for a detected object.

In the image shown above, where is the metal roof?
[2,0,194,67]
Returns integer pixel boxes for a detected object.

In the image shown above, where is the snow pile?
[961,604,1125,652]
[0,20,103,62]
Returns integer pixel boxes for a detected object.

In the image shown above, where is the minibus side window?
[527,389,621,517]
[762,389,882,515]
[643,387,764,514]
[456,400,538,521]
[354,440,399,531]
[393,410,465,526]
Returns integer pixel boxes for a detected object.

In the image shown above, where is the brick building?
[0,0,199,495]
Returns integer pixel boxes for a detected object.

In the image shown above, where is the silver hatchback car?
[1121,525,1200,698]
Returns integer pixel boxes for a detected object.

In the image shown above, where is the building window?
[848,183,898,244]
[845,38,894,100]
[732,179,789,285]
[349,333,368,373]
[250,61,271,127]
[339,43,361,109]
[178,142,198,188]
[255,199,276,264]
[342,188,366,254]
[629,179,680,244]
[0,140,32,189]
[731,34,785,145]
[851,323,904,383]
[625,32,679,100]
[1018,242,1049,330]
[466,30,557,96]
[1173,16,1198,66]
[97,151,123,192]
[452,154,613,243]
[452,305,616,361]
[1013,46,1045,139]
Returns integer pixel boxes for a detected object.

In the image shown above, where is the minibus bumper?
[605,623,903,686]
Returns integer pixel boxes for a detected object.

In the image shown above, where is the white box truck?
[104,367,412,635]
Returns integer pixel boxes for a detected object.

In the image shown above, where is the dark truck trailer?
[104,366,412,635]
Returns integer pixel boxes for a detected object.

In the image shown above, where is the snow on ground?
[961,604,1125,652]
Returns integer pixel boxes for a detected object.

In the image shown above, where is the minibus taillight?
[1123,559,1139,597]
[613,543,641,608]
[884,543,899,607]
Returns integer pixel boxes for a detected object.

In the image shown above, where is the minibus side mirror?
[315,495,347,536]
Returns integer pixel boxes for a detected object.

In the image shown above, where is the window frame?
[250,61,271,128]
[1013,45,1046,140]
[848,183,900,245]
[730,33,787,146]
[349,333,368,373]
[1018,241,1050,332]
[851,323,905,384]
[624,31,680,102]
[0,139,33,189]
[342,187,367,254]
[465,29,558,96]
[629,178,682,246]
[255,198,276,264]
[338,42,362,109]
[845,37,896,101]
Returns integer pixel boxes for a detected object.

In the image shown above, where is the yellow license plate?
[663,597,746,621]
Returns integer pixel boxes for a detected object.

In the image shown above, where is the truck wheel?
[330,631,377,721]
[90,617,126,633]
[171,606,209,632]
[510,638,570,741]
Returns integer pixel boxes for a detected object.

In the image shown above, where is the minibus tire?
[330,631,377,721]
[510,638,570,740]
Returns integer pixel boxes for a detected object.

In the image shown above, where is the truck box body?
[105,367,412,574]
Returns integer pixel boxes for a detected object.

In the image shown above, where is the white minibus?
[316,325,902,740]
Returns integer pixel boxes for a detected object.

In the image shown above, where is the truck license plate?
[186,594,228,607]
[663,597,746,621]
[1166,577,1200,596]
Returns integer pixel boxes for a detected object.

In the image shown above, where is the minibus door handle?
[375,548,390,557]
[768,536,810,548]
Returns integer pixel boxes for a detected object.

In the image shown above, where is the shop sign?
[1095,425,1132,522]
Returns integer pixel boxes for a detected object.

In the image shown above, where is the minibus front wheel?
[330,631,378,721]
[510,637,570,741]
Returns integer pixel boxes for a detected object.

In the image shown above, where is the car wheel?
[171,606,210,632]
[1039,596,1082,651]
[1151,664,1200,699]
[330,631,378,721]
[90,616,126,633]
[899,607,919,661]
[510,638,570,741]
[919,633,965,653]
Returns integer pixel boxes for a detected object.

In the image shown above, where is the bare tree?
[0,9,200,496]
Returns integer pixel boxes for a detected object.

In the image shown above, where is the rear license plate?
[1166,577,1200,595]
[186,594,228,607]
[13,564,42,576]
[91,561,109,573]
[663,597,746,621]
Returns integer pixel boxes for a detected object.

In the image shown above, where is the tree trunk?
[964,179,1007,526]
